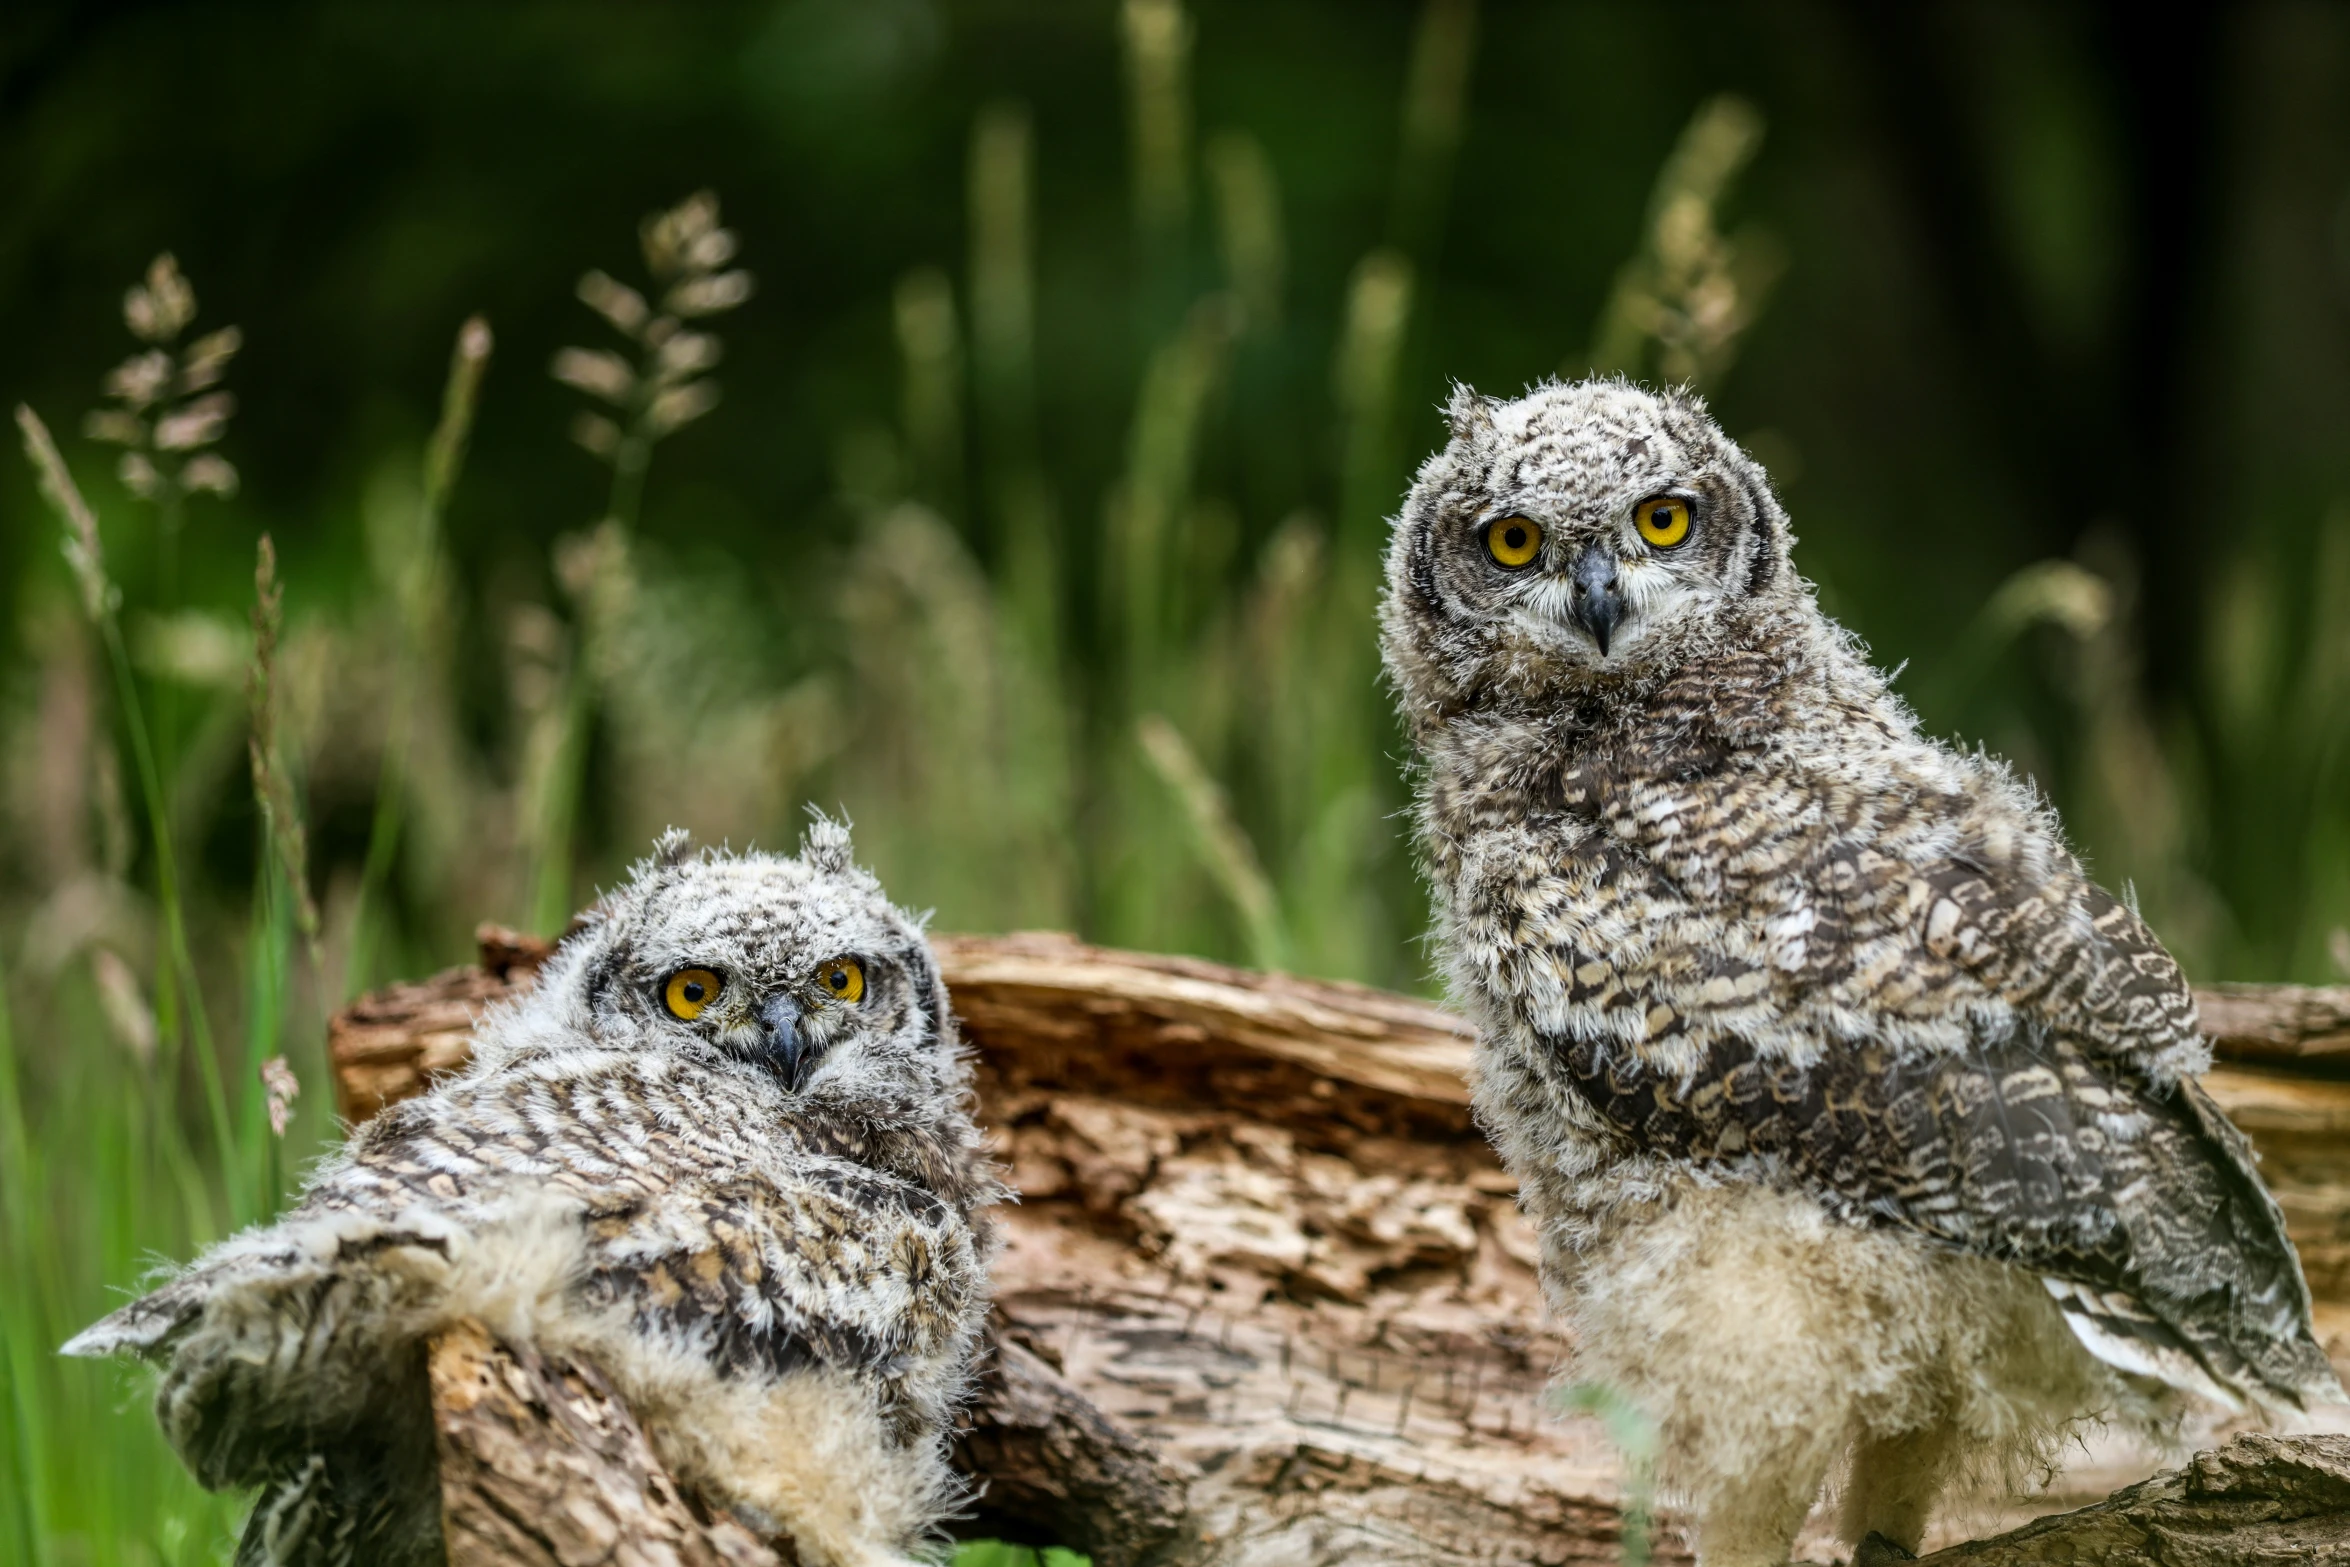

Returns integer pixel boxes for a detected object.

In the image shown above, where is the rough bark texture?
[954,1333,1191,1565]
[337,928,2350,1565]
[1914,1432,2350,1566]
[2199,984,2350,1066]
[428,1319,788,1567]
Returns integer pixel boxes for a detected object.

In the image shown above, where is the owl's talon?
[1853,1532,1918,1567]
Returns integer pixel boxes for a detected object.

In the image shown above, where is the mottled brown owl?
[1379,378,2342,1566]
[67,822,1003,1567]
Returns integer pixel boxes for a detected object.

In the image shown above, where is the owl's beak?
[756,993,812,1087]
[1571,546,1624,656]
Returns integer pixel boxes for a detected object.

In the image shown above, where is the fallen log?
[332,928,2350,1564]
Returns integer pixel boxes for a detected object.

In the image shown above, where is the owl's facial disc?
[574,834,953,1108]
[692,957,871,1090]
[1491,512,1689,663]
[1382,381,1793,715]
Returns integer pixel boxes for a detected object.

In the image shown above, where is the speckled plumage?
[1380,378,2341,1565]
[66,822,1003,1567]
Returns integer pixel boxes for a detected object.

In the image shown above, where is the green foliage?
[951,1544,1090,1567]
[7,407,307,1561]
[1557,1382,1660,1567]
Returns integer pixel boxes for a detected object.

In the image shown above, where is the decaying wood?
[954,1334,1190,1565]
[1914,1432,2350,1565]
[338,928,2350,1565]
[331,932,546,1125]
[2199,983,2350,1066]
[428,1318,788,1567]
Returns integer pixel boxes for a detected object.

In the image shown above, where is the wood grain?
[1914,1432,2350,1566]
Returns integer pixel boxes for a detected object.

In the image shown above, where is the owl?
[1378,379,2343,1567]
[66,822,1003,1567]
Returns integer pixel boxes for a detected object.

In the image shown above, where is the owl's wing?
[1910,853,2207,1073]
[1557,652,2207,1080]
[1509,656,2333,1407]
[230,1445,442,1567]
[61,1092,476,1375]
[62,1271,213,1359]
[578,1156,982,1430]
[63,1097,485,1494]
[1553,1020,2342,1410]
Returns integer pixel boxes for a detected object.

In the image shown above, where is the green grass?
[949,1545,1090,1567]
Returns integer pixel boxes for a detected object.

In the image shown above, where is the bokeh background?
[5,2,2349,1561]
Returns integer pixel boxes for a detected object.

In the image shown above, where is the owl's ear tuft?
[651,826,694,867]
[800,809,855,876]
[1445,383,1498,442]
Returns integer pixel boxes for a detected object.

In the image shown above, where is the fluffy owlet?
[66,823,1002,1567]
[1379,379,2343,1567]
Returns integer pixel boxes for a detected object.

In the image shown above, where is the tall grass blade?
[248,536,322,988]
[895,267,966,521]
[967,103,1064,698]
[88,255,243,828]
[1109,300,1233,687]
[1333,248,1415,547]
[531,526,620,935]
[1928,558,2113,714]
[1138,712,1289,969]
[350,316,493,994]
[1205,131,1284,332]
[1122,0,1195,331]
[537,199,752,927]
[1558,1381,1659,1567]
[1390,0,1479,258]
[1583,94,1772,389]
[970,104,1036,467]
[18,404,232,1234]
[0,952,51,1563]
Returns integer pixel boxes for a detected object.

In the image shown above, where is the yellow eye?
[818,958,865,1004]
[1484,515,1543,568]
[663,968,722,1021]
[1635,496,1692,548]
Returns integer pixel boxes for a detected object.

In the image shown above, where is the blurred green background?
[5,2,2350,1561]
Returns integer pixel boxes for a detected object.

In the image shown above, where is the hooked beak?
[756,993,813,1088]
[1571,546,1624,656]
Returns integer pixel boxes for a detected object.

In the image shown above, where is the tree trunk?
[335,929,2350,1565]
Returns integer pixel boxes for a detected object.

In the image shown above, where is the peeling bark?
[955,1333,1190,1566]
[1914,1432,2350,1565]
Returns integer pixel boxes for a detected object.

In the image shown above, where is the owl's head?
[1381,378,1800,727]
[526,819,957,1101]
